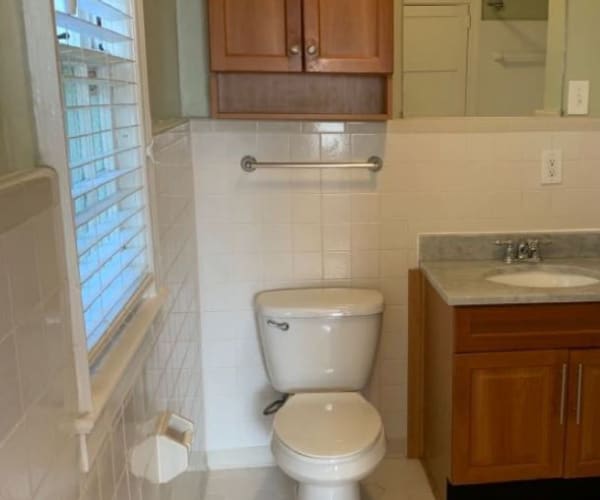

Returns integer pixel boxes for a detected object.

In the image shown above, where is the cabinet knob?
[289,45,300,56]
[306,44,318,56]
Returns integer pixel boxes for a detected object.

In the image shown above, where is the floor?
[174,458,435,500]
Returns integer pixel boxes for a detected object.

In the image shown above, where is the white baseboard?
[200,438,404,472]
[188,450,208,471]
[206,446,275,470]
[385,438,407,459]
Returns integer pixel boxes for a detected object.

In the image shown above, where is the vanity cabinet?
[411,272,600,500]
[453,350,568,484]
[207,0,394,119]
[565,350,600,478]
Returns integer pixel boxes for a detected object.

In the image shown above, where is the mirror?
[399,0,559,117]
[399,0,600,118]
[562,0,600,117]
[142,0,600,123]
[0,0,37,172]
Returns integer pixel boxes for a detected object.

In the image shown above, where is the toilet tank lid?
[255,288,384,318]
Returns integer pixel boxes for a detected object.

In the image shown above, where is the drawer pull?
[576,363,584,425]
[560,363,567,425]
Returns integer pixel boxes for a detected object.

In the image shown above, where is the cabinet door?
[208,0,303,72]
[565,350,600,478]
[303,0,393,73]
[453,350,568,484]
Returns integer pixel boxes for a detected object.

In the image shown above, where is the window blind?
[54,0,150,354]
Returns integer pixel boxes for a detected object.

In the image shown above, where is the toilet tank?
[255,288,384,393]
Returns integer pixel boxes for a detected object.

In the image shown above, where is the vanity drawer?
[455,302,600,353]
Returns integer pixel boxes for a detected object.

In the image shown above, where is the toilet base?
[298,482,360,500]
[273,428,386,500]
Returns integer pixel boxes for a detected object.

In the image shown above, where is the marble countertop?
[420,258,600,306]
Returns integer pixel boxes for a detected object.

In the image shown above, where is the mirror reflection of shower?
[402,0,552,117]
[488,0,505,10]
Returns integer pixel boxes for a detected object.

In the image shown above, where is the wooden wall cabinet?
[209,0,303,72]
[302,0,393,74]
[208,0,394,119]
[411,272,600,500]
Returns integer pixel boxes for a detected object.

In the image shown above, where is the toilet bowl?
[271,392,386,500]
[255,288,386,500]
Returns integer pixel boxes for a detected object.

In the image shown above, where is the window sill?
[152,117,188,136]
[74,288,168,471]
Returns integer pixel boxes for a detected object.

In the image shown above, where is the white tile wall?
[0,172,80,500]
[191,119,600,456]
[0,124,205,500]
[80,123,206,499]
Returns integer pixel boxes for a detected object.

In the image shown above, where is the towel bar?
[240,155,383,173]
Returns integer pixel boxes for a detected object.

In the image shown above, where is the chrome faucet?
[495,240,515,264]
[495,239,550,264]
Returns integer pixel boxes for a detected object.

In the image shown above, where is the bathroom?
[1,0,600,499]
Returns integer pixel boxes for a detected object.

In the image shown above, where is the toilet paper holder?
[129,411,194,484]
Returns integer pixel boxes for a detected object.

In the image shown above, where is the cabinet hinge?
[465,13,472,29]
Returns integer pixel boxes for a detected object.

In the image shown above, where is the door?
[453,350,568,484]
[565,350,600,478]
[302,0,393,73]
[208,0,303,72]
[402,5,470,117]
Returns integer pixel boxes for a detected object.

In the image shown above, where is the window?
[54,0,151,356]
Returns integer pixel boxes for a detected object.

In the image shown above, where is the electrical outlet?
[541,149,562,185]
[567,81,590,115]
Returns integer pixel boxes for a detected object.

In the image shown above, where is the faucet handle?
[528,239,552,261]
[495,240,515,264]
[528,238,552,246]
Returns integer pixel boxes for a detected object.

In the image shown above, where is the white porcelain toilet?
[255,288,386,500]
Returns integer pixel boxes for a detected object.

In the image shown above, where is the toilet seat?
[273,392,382,460]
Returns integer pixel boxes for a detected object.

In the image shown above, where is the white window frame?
[21,0,162,466]
[55,0,156,361]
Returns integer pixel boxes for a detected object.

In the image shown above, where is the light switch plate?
[567,81,590,115]
[541,149,562,185]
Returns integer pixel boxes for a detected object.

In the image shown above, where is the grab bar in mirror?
[492,51,546,66]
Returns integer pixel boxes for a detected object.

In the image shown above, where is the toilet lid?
[273,393,382,459]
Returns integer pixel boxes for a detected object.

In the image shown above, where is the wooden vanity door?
[208,0,303,72]
[302,0,393,73]
[565,350,600,478]
[452,350,568,484]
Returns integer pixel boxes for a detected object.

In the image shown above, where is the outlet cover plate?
[541,149,563,185]
[567,81,590,115]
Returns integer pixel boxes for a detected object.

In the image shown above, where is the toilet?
[255,288,386,500]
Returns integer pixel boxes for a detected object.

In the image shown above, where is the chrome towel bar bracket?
[240,155,383,173]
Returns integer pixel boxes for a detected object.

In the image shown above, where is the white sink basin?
[486,267,600,289]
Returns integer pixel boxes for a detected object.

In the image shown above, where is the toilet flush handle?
[267,320,290,332]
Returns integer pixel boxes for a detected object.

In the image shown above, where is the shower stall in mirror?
[399,0,564,117]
